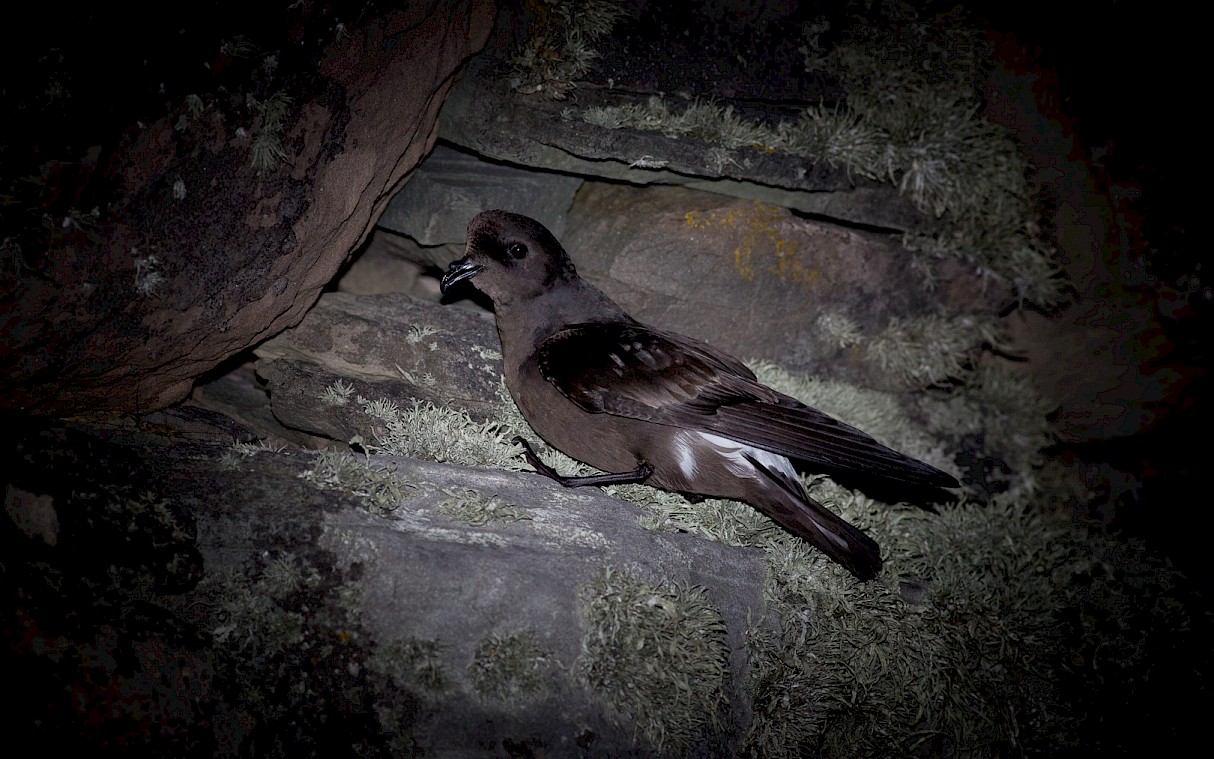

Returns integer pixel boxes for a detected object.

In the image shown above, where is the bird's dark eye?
[507,243,528,260]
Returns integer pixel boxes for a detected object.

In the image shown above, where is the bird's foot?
[511,436,654,488]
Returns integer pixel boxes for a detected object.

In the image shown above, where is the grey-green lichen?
[923,359,1058,499]
[584,90,1060,304]
[259,553,320,600]
[321,378,355,406]
[863,312,1009,388]
[628,487,778,547]
[814,310,864,349]
[331,381,593,511]
[367,636,449,694]
[248,92,293,172]
[744,494,1067,756]
[575,569,729,754]
[358,396,522,471]
[80,488,200,602]
[580,91,1019,220]
[404,323,437,345]
[467,630,554,701]
[218,438,288,469]
[299,450,415,516]
[509,0,628,100]
[439,487,531,526]
[133,252,166,294]
[206,567,308,657]
[583,97,766,150]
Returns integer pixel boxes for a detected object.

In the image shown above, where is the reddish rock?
[1,1,494,415]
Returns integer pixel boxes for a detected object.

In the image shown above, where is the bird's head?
[440,210,578,307]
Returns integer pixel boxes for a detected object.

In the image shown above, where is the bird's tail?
[744,454,882,581]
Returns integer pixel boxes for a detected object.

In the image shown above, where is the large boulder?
[0,1,494,415]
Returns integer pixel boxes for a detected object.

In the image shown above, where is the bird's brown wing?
[536,322,956,488]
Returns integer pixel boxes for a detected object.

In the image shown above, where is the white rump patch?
[672,430,701,478]
[672,430,796,483]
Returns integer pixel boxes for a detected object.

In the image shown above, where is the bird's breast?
[506,355,644,475]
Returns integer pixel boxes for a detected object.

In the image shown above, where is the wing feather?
[536,322,956,489]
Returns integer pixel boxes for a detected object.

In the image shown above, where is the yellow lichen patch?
[685,202,819,288]
[734,246,756,281]
[770,238,820,288]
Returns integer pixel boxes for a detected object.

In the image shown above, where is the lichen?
[744,493,1050,755]
[259,553,319,599]
[298,450,415,516]
[467,630,553,701]
[509,0,629,100]
[247,92,293,172]
[206,567,307,657]
[438,487,531,526]
[684,202,813,286]
[358,396,522,471]
[575,569,729,754]
[814,310,863,349]
[219,438,288,469]
[366,637,449,694]
[863,312,1008,388]
[133,253,165,295]
[404,324,437,345]
[320,379,355,406]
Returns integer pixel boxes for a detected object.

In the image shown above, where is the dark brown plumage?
[440,210,958,580]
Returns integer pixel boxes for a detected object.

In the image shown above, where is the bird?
[440,210,958,580]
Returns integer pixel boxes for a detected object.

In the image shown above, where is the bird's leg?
[511,436,654,488]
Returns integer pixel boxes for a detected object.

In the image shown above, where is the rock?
[376,143,583,247]
[439,56,929,233]
[188,360,327,448]
[5,416,767,755]
[335,232,427,296]
[254,292,504,439]
[983,41,1193,445]
[0,1,494,415]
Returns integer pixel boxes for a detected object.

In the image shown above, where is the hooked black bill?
[440,257,485,296]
